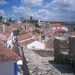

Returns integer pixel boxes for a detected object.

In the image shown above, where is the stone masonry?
[33,49,54,57]
[54,37,68,63]
[54,36,75,69]
[68,36,75,68]
[22,48,62,75]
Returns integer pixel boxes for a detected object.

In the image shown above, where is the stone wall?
[23,48,62,75]
[54,37,68,62]
[68,36,75,69]
[54,36,75,69]
[33,49,54,57]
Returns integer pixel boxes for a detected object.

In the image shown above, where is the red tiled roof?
[20,39,35,46]
[33,32,41,40]
[45,32,51,37]
[50,23,61,27]
[40,22,46,26]
[27,23,35,27]
[0,43,22,62]
[71,31,75,35]
[55,29,66,33]
[5,26,17,34]
[0,30,10,37]
[12,23,22,28]
[18,33,32,41]
[33,32,40,36]
[43,28,51,32]
[0,37,8,41]
[19,30,32,35]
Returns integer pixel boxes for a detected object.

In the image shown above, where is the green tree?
[33,29,41,34]
[3,22,10,26]
[8,18,12,22]
[72,27,75,31]
[15,30,20,35]
[35,23,40,27]
[23,20,27,23]
[0,16,3,22]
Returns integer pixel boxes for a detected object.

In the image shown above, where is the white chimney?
[3,24,5,32]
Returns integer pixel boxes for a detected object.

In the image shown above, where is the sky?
[0,0,75,21]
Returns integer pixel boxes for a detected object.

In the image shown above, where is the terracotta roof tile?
[20,39,35,46]
[12,23,22,28]
[0,30,10,37]
[18,33,32,41]
[71,31,75,35]
[55,29,66,33]
[0,37,8,41]
[5,26,17,33]
[27,23,35,27]
[44,28,51,32]
[40,22,46,26]
[0,43,22,62]
[33,32,41,40]
[50,23,61,27]
[19,30,32,35]
[45,32,51,37]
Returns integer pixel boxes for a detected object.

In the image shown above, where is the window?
[31,46,35,48]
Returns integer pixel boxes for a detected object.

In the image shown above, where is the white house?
[25,24,35,30]
[27,41,46,49]
[50,23,68,32]
[0,30,10,45]
[2,18,7,23]
[0,43,22,75]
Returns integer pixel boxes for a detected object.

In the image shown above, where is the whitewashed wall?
[0,62,14,75]
[27,41,45,49]
[26,26,35,30]
[61,26,68,31]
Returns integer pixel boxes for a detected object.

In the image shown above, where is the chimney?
[3,24,5,32]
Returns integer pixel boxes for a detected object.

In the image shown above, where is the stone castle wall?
[54,36,75,69]
[33,49,54,57]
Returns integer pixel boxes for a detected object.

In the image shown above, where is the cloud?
[43,0,75,21]
[21,0,43,7]
[12,6,56,21]
[44,0,75,12]
[0,10,5,16]
[0,0,8,5]
[12,0,75,21]
[12,6,33,16]
[44,0,75,8]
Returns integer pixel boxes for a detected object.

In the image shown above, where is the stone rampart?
[33,49,54,57]
[54,36,75,69]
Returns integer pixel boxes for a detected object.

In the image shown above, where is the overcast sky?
[0,0,75,21]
